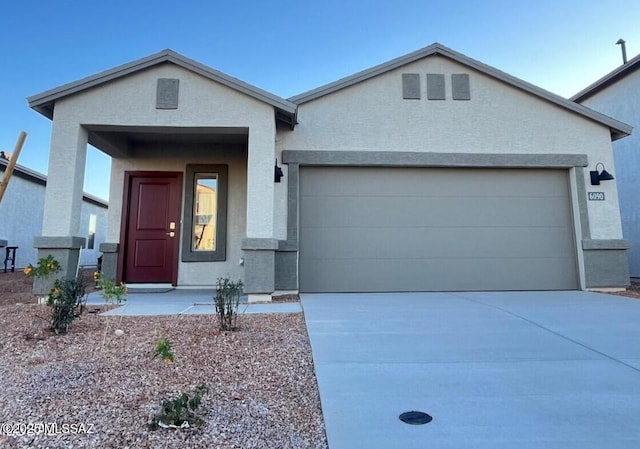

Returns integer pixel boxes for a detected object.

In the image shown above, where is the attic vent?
[402,74,421,99]
[156,78,180,109]
[452,74,470,100]
[427,74,445,100]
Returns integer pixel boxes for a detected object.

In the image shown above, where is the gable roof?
[0,156,108,208]
[27,49,298,128]
[570,52,640,103]
[290,42,632,141]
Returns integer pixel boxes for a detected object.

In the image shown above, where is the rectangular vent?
[426,74,445,100]
[451,74,470,100]
[156,78,180,109]
[402,74,421,99]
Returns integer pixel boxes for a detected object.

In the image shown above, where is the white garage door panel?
[299,167,578,292]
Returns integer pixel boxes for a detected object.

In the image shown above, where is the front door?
[122,172,182,284]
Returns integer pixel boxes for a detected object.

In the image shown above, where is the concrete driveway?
[301,291,640,449]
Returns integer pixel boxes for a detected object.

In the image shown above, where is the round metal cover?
[399,411,432,425]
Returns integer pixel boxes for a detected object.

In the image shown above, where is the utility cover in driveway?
[299,167,578,292]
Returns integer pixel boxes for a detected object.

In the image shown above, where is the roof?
[570,52,640,103]
[289,42,632,141]
[0,156,108,208]
[27,49,298,128]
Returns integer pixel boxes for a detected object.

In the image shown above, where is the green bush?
[23,254,61,279]
[214,278,243,331]
[154,337,175,365]
[148,384,209,430]
[94,272,127,304]
[47,277,87,335]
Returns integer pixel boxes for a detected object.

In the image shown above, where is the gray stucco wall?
[579,69,640,278]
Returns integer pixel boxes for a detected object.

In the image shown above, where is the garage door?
[299,167,578,292]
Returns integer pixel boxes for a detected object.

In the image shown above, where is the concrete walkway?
[301,291,640,449]
[86,288,301,315]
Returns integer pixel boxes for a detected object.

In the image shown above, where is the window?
[182,165,228,262]
[193,175,217,251]
[87,214,97,250]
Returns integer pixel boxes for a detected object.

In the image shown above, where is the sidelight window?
[182,165,228,262]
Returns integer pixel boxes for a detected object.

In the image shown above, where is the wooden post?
[0,131,27,204]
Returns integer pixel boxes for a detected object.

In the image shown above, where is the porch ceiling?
[85,125,248,157]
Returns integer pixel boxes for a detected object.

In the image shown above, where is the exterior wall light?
[274,159,284,183]
[590,162,615,185]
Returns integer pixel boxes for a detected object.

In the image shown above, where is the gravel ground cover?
[0,272,327,449]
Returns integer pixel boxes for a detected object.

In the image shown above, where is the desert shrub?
[148,384,209,430]
[214,278,243,331]
[94,271,127,304]
[24,254,61,279]
[47,277,86,334]
[154,337,175,365]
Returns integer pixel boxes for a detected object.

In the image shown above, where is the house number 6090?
[588,192,605,201]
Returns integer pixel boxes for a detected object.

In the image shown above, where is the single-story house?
[26,43,632,301]
[0,153,107,270]
[571,52,640,278]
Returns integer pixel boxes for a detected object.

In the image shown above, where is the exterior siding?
[108,147,247,286]
[0,165,107,269]
[46,64,276,288]
[29,47,630,291]
[578,69,640,277]
[277,55,624,243]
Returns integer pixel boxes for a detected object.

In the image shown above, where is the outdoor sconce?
[590,162,615,185]
[274,159,284,183]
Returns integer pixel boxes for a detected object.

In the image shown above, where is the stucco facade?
[572,57,640,278]
[0,158,107,269]
[27,44,632,298]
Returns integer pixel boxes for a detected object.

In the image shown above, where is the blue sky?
[2,0,639,200]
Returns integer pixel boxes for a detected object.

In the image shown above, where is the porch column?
[242,124,276,301]
[33,120,88,293]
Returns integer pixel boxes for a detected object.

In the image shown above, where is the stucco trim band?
[582,239,631,250]
[34,236,87,249]
[282,151,588,168]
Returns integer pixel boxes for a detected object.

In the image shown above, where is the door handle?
[166,232,175,237]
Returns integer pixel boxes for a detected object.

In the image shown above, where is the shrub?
[154,337,175,365]
[24,254,61,279]
[47,277,87,335]
[214,278,243,331]
[148,384,209,430]
[94,272,127,304]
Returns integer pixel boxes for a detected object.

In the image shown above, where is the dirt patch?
[609,279,640,299]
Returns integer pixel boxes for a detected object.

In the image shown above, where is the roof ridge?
[28,49,297,120]
[571,52,640,102]
[288,42,631,141]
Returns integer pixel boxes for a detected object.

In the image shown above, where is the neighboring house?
[26,43,632,301]
[571,54,640,279]
[0,154,107,269]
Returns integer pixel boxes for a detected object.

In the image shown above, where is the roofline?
[27,49,297,121]
[570,52,640,103]
[0,158,108,208]
[289,42,632,141]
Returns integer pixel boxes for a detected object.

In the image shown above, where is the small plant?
[214,277,243,331]
[154,337,175,365]
[47,276,87,335]
[24,254,61,279]
[94,272,128,348]
[94,272,127,304]
[148,384,209,430]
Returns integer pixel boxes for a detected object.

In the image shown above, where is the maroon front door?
[121,172,182,284]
